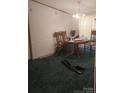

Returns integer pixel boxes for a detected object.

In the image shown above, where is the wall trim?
[32,52,55,60]
[32,0,72,15]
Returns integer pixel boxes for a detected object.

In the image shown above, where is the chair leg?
[84,45,85,53]
[54,47,61,55]
[84,45,87,53]
[90,45,92,54]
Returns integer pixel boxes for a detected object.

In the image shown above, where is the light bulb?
[72,13,80,19]
[75,13,80,19]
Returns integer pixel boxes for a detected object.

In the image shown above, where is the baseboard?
[38,52,54,59]
[32,52,55,60]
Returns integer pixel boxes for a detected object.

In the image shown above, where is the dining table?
[65,38,89,56]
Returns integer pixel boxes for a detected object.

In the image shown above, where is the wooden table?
[65,39,89,56]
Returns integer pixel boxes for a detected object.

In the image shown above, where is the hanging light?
[72,0,86,19]
[72,13,80,19]
[72,0,81,19]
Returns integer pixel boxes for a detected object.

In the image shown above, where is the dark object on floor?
[61,60,84,74]
[61,60,71,66]
[74,65,85,70]
[61,60,80,73]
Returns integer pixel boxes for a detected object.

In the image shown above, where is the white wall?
[29,1,74,59]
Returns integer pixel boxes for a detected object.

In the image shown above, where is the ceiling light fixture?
[72,0,86,19]
[72,13,80,19]
[72,0,81,19]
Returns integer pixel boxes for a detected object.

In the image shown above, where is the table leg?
[74,44,80,56]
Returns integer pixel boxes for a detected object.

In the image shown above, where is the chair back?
[61,31,67,42]
[53,31,67,48]
[90,30,96,42]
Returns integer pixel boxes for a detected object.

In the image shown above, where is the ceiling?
[32,0,96,15]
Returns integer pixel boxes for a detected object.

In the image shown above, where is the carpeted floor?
[28,53,95,93]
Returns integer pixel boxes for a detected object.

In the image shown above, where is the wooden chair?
[53,31,67,55]
[84,30,96,53]
[90,30,96,42]
[90,30,96,53]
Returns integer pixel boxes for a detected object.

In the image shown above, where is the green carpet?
[28,54,95,93]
